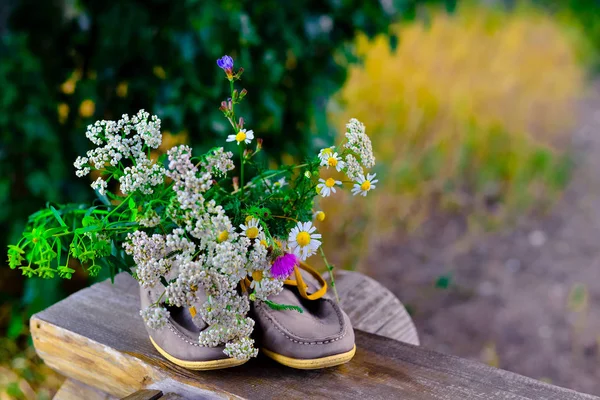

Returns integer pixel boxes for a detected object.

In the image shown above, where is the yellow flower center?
[316,211,326,222]
[325,178,336,188]
[235,131,246,142]
[361,180,371,191]
[246,227,259,239]
[327,157,338,167]
[245,215,254,223]
[323,147,334,156]
[260,239,268,247]
[252,270,263,282]
[296,231,311,247]
[217,230,229,242]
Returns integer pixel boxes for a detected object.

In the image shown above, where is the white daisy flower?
[313,210,326,222]
[288,221,322,261]
[317,147,335,164]
[239,218,262,239]
[319,152,345,172]
[249,270,264,290]
[273,177,287,189]
[317,177,341,197]
[256,231,269,248]
[351,173,378,197]
[227,129,254,145]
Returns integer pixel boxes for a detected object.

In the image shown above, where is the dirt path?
[365,91,600,395]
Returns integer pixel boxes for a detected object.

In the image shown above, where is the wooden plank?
[32,273,598,400]
[328,270,419,345]
[157,394,185,400]
[53,378,117,400]
[120,389,162,400]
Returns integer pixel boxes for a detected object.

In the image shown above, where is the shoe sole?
[149,336,248,370]
[261,345,356,370]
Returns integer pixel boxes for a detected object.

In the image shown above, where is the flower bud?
[238,117,244,128]
[239,88,248,99]
[234,67,244,80]
[256,138,263,150]
[233,176,239,191]
[315,211,326,222]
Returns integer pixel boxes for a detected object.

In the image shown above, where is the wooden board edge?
[30,316,243,399]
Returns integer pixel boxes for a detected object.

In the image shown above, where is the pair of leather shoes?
[140,264,355,370]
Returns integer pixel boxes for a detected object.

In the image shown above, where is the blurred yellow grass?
[322,4,586,269]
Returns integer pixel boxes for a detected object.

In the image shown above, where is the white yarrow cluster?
[344,118,375,168]
[140,304,170,330]
[344,154,362,181]
[74,110,166,195]
[224,337,259,359]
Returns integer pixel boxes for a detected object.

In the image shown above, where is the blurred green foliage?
[0,1,412,396]
[1,0,408,297]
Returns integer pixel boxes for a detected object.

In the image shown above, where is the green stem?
[230,163,309,195]
[106,194,133,219]
[320,247,340,303]
[240,144,245,197]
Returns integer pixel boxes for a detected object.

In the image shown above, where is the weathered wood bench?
[31,271,597,399]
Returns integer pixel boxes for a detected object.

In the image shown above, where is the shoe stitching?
[256,299,348,345]
[165,321,201,347]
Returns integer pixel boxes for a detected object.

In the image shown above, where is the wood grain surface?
[35,273,598,399]
[326,270,419,344]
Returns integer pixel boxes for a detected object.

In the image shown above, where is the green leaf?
[75,225,102,234]
[42,226,68,237]
[49,205,67,227]
[263,299,303,313]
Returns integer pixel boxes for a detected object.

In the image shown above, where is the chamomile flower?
[317,177,341,197]
[227,129,254,145]
[273,177,287,189]
[217,229,231,243]
[288,221,322,261]
[318,146,335,162]
[314,211,326,222]
[256,231,269,248]
[239,218,262,239]
[351,173,378,197]
[319,152,345,172]
[250,270,264,289]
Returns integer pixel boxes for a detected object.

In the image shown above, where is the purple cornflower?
[217,55,234,77]
[271,253,299,279]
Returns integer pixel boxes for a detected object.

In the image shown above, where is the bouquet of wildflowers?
[7,56,377,359]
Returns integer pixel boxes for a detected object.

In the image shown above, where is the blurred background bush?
[2,0,600,398]
[321,2,586,268]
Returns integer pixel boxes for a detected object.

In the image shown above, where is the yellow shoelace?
[283,262,327,300]
[239,262,327,300]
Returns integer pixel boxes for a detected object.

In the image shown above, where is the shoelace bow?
[240,261,327,300]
